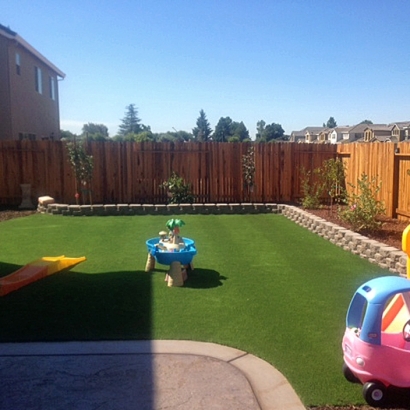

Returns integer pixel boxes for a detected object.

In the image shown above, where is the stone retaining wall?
[40,202,407,276]
[280,205,407,277]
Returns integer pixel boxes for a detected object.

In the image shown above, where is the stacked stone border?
[40,202,407,276]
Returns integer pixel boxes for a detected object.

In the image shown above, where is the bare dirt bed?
[304,206,408,251]
[0,206,37,222]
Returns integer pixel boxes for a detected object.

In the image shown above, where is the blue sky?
[3,0,410,138]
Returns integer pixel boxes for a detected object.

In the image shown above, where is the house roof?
[0,23,65,78]
[389,121,410,129]
[365,124,392,131]
[347,123,369,133]
[331,126,351,133]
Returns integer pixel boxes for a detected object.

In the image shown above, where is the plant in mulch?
[338,173,386,233]
[65,139,94,205]
[300,166,324,209]
[160,172,194,204]
[300,158,347,211]
[242,145,256,202]
[321,158,347,211]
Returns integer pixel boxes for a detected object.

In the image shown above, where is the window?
[35,66,42,94]
[49,76,55,100]
[15,53,20,75]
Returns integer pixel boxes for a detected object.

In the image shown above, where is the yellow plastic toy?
[402,225,410,279]
[0,255,86,296]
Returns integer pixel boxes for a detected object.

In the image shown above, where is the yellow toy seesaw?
[0,256,86,296]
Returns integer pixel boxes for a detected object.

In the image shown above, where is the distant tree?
[192,109,212,141]
[324,117,337,128]
[118,104,142,136]
[60,130,78,141]
[255,120,266,140]
[255,122,285,142]
[359,119,373,125]
[231,121,250,142]
[213,117,233,142]
[82,123,109,141]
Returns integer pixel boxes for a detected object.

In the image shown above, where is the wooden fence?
[0,141,337,206]
[1,140,410,219]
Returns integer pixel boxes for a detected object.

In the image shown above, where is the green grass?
[0,213,392,406]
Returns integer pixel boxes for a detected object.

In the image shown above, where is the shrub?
[160,172,194,204]
[338,173,385,232]
[300,167,323,209]
[300,158,347,210]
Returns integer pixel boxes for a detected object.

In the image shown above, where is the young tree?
[192,109,212,141]
[118,104,142,136]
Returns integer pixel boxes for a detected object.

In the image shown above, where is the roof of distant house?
[0,23,65,78]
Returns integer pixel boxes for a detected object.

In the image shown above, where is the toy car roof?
[355,276,410,304]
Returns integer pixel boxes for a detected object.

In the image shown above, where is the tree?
[192,109,212,141]
[255,122,285,142]
[213,117,233,142]
[118,104,142,136]
[60,130,78,141]
[82,123,109,141]
[255,120,266,140]
[359,119,373,125]
[325,117,337,128]
[231,121,250,142]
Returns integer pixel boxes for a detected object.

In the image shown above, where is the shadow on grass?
[0,270,152,342]
[0,261,23,278]
[184,268,227,289]
[153,267,226,289]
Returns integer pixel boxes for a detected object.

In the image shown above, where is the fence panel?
[337,143,396,217]
[4,140,410,220]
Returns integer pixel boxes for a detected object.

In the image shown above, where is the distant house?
[0,24,65,141]
[289,129,307,143]
[346,123,368,142]
[363,124,395,142]
[328,126,351,144]
[289,127,327,143]
[305,127,327,143]
[318,128,331,143]
[388,122,410,141]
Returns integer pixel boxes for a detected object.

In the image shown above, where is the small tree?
[339,173,386,232]
[242,146,256,201]
[321,158,346,211]
[66,140,94,205]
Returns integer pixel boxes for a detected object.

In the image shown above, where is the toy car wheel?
[342,363,360,383]
[403,319,410,342]
[362,381,386,406]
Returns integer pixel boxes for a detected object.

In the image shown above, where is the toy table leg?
[145,253,155,272]
[167,261,184,287]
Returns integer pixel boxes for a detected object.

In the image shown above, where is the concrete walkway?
[0,340,305,409]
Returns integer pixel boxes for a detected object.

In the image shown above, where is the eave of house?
[0,25,65,79]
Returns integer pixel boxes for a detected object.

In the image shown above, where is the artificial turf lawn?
[0,213,392,406]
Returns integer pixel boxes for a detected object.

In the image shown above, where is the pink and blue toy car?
[342,275,410,406]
